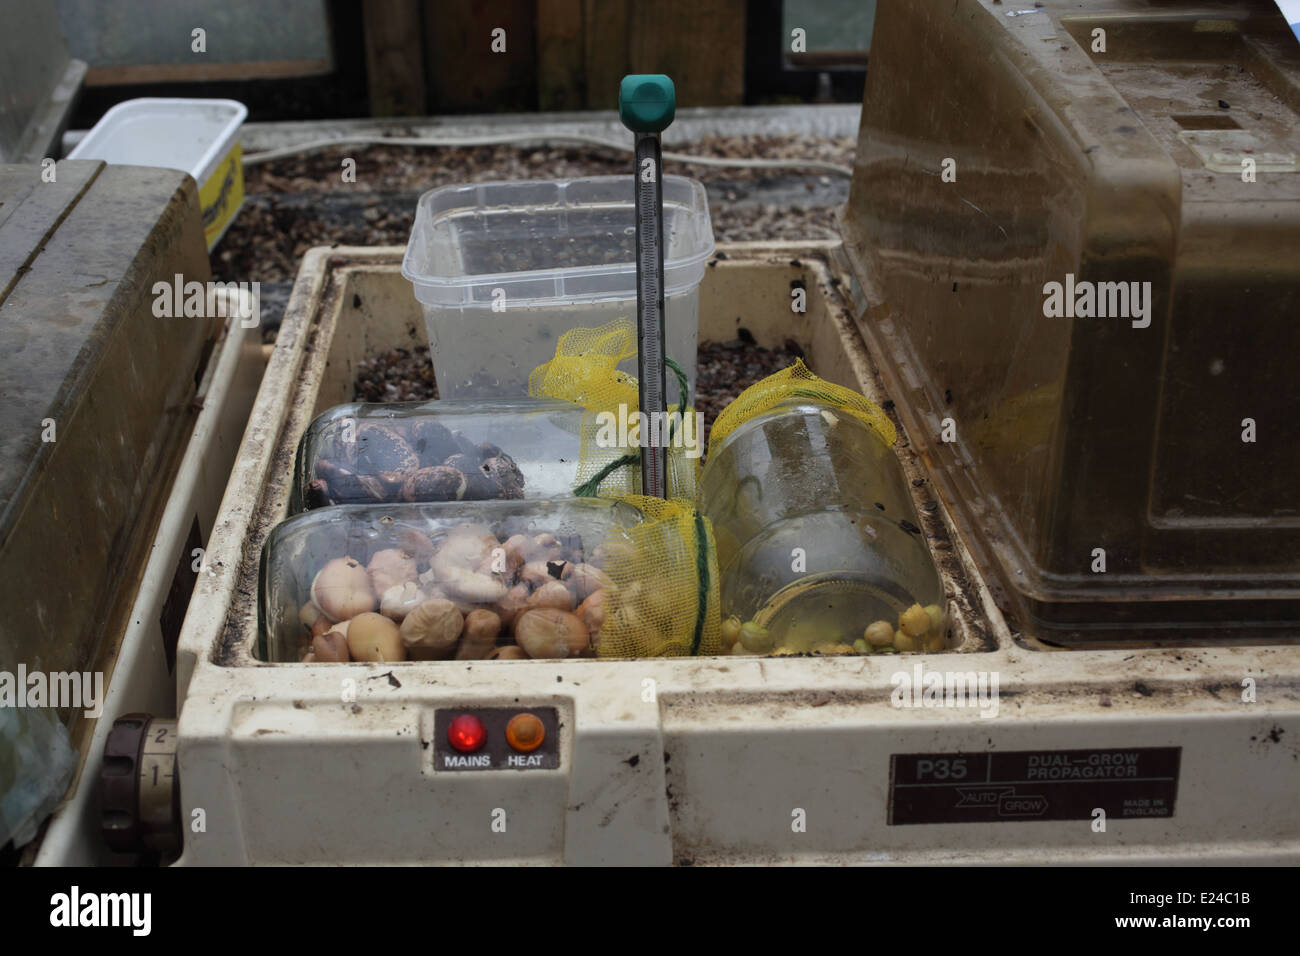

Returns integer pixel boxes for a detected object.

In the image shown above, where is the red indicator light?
[448,714,487,753]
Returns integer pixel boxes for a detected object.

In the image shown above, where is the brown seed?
[502,534,532,568]
[494,582,531,628]
[487,646,528,661]
[367,548,417,596]
[480,455,524,499]
[456,609,502,660]
[514,608,589,659]
[400,465,467,503]
[562,562,613,601]
[352,423,419,475]
[399,598,464,659]
[311,557,376,622]
[527,580,575,612]
[576,589,607,635]
[346,612,405,662]
[409,419,458,466]
[312,629,351,663]
[390,528,436,564]
[379,581,425,621]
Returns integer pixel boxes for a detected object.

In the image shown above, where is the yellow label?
[199,141,244,249]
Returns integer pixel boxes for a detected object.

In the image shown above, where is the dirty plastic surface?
[842,0,1300,643]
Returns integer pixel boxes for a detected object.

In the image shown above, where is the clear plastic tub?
[401,175,715,400]
[699,400,947,655]
[260,498,645,663]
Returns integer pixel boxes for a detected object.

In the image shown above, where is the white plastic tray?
[68,97,246,187]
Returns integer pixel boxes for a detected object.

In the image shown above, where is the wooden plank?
[628,0,746,107]
[425,0,537,113]
[582,0,630,109]
[363,0,427,116]
[537,0,585,111]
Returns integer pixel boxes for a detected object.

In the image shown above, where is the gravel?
[213,134,853,286]
[353,337,807,449]
[217,133,852,414]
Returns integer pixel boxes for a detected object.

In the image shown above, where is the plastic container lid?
[401,175,715,306]
[68,97,247,186]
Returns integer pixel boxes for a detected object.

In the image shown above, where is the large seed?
[514,608,589,659]
[347,612,405,662]
[399,599,464,659]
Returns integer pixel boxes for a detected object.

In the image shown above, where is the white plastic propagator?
[157,246,1300,865]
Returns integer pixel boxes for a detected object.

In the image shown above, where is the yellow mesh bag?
[529,319,700,500]
[528,322,718,657]
[528,320,639,411]
[708,359,897,456]
[594,496,722,658]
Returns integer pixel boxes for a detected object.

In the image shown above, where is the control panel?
[432,707,560,772]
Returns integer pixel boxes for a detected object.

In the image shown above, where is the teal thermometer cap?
[619,75,676,133]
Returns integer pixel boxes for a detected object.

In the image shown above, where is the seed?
[514,608,589,659]
[899,604,930,638]
[457,609,502,660]
[527,580,575,612]
[864,620,894,646]
[367,548,417,596]
[311,557,376,622]
[399,599,464,659]
[739,622,774,653]
[721,616,742,649]
[924,604,945,633]
[576,589,606,636]
[347,612,405,662]
[562,563,613,601]
[312,629,351,663]
[893,629,916,653]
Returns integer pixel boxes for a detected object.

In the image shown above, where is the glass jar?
[699,401,946,654]
[293,399,601,512]
[260,498,644,663]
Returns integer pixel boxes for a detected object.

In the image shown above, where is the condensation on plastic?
[292,399,600,512]
[701,394,945,651]
[401,175,714,400]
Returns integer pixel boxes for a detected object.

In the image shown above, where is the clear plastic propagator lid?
[260,498,644,663]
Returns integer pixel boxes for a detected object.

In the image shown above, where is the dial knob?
[100,713,181,854]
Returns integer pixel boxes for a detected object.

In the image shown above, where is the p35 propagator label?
[888,748,1180,825]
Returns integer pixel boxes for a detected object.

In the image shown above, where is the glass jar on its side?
[292,399,604,512]
[260,498,645,663]
[699,401,946,655]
